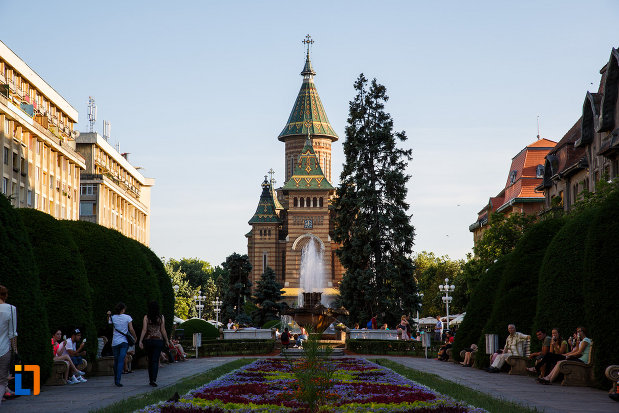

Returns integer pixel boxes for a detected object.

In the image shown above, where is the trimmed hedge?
[346,339,436,357]
[482,218,564,339]
[0,195,51,381]
[533,209,593,344]
[18,209,97,360]
[137,243,174,334]
[196,339,274,356]
[179,318,220,340]
[452,254,510,362]
[583,190,619,388]
[63,221,161,336]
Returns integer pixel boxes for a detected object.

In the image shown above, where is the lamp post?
[212,296,223,326]
[193,291,206,319]
[416,292,424,325]
[438,278,455,332]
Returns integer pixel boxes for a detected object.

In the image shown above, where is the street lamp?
[173,285,179,294]
[193,291,206,319]
[416,292,424,325]
[438,278,455,333]
[212,296,223,326]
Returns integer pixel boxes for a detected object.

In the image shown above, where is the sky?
[1,1,618,266]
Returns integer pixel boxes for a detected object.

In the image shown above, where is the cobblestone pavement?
[379,356,618,413]
[1,357,240,413]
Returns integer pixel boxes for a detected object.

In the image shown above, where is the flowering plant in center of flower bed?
[139,358,488,412]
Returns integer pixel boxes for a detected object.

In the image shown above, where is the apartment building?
[0,41,85,218]
[76,132,154,245]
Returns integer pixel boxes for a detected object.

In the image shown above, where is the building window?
[268,229,271,237]
[509,170,517,184]
[319,197,324,207]
[80,201,96,216]
[2,147,8,165]
[1,177,7,194]
[313,197,317,207]
[536,164,544,178]
[262,252,268,273]
[81,184,96,195]
[306,197,310,207]
[27,190,32,206]
[293,197,298,207]
[300,197,305,207]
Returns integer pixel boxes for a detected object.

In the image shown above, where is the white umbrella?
[173,316,186,324]
[417,317,439,326]
[449,313,466,326]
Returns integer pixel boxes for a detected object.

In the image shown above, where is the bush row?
[179,339,275,356]
[454,191,619,388]
[0,196,173,380]
[346,339,438,357]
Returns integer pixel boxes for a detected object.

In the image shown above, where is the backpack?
[366,320,373,329]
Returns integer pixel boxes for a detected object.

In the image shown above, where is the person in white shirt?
[227,319,236,330]
[51,330,85,384]
[0,285,17,406]
[107,302,137,387]
[486,324,530,372]
[65,329,88,371]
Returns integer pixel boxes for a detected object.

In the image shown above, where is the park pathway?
[1,356,239,413]
[380,356,618,413]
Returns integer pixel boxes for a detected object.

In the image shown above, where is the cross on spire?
[302,34,314,56]
[268,168,276,185]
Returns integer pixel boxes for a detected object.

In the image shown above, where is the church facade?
[246,45,345,306]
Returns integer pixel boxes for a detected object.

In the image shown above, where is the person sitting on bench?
[537,326,591,384]
[486,324,530,373]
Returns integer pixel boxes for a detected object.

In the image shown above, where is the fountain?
[285,237,348,333]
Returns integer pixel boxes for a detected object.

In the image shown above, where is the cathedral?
[246,39,345,306]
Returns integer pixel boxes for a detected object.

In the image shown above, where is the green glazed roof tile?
[283,136,334,191]
[278,54,338,141]
[249,177,282,224]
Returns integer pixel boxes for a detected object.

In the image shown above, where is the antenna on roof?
[87,97,97,133]
[103,120,111,141]
[536,115,540,140]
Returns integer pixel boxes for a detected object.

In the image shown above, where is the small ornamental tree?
[0,194,51,381]
[166,263,198,320]
[18,209,97,359]
[333,74,418,327]
[253,267,284,326]
[221,253,253,324]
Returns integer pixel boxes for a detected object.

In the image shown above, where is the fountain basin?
[284,292,348,333]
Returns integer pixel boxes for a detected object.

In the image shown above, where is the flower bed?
[139,358,486,412]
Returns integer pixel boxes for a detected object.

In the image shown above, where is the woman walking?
[138,301,169,387]
[0,285,17,405]
[107,302,137,387]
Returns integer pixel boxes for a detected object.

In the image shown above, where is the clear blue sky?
[2,1,618,266]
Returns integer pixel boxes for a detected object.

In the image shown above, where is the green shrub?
[533,209,593,346]
[262,319,281,329]
[452,254,509,362]
[482,218,564,340]
[583,190,619,388]
[179,318,219,339]
[0,195,51,381]
[196,339,274,356]
[138,243,174,334]
[346,339,433,356]
[63,221,161,337]
[18,209,98,360]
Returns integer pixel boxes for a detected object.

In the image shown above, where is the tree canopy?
[253,267,284,326]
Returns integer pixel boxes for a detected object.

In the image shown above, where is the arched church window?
[294,197,298,207]
[306,197,310,207]
[259,229,263,237]
[300,197,305,207]
[319,197,323,207]
[268,229,271,237]
[313,197,317,207]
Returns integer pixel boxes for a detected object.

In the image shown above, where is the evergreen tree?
[333,74,418,326]
[253,267,284,326]
[221,253,253,324]
[201,276,218,320]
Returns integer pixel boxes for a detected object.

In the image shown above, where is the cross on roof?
[302,34,314,55]
[268,168,276,185]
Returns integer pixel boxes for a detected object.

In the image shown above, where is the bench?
[606,365,619,394]
[45,360,70,386]
[505,337,531,375]
[559,341,594,386]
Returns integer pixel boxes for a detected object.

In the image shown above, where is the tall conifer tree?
[333,74,418,326]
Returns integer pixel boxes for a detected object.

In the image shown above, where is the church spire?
[278,35,338,142]
[248,176,282,224]
[282,133,334,191]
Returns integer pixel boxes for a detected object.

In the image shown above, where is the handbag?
[111,315,136,346]
[8,305,21,372]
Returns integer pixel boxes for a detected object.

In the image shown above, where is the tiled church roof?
[278,53,338,141]
[283,135,334,191]
[248,177,282,224]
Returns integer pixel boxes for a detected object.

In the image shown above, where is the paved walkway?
[1,357,239,413]
[380,356,618,413]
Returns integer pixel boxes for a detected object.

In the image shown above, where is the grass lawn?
[92,358,256,413]
[374,359,541,413]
